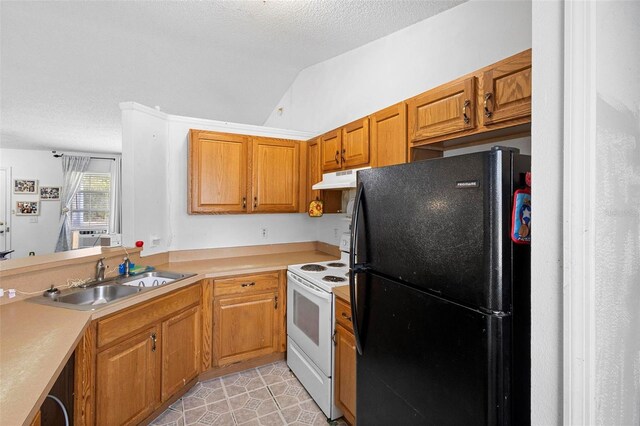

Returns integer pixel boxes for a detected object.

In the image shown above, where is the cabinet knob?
[241,282,256,287]
[341,312,352,322]
[242,197,247,209]
[150,332,157,352]
[334,151,340,164]
[484,93,493,118]
[254,196,258,208]
[341,148,346,163]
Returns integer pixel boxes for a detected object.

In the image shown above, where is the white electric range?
[286,233,351,420]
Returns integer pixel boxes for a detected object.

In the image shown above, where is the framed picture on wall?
[16,201,40,216]
[40,186,61,200]
[13,179,38,194]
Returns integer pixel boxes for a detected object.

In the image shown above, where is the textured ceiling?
[1,0,466,153]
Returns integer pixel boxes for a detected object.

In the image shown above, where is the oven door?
[287,271,333,376]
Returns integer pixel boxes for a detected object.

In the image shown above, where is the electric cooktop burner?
[323,275,347,283]
[327,262,347,268]
[301,264,327,272]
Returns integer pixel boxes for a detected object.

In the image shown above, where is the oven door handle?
[287,272,332,301]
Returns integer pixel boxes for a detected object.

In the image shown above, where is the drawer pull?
[241,282,256,287]
[341,312,352,322]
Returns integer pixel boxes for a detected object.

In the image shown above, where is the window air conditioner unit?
[72,229,109,249]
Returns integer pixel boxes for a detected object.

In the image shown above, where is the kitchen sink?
[30,270,196,311]
[55,284,141,306]
[117,271,188,288]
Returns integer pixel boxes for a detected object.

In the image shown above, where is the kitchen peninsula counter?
[0,245,338,425]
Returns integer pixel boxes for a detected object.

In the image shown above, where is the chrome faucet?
[96,257,106,281]
[123,256,131,277]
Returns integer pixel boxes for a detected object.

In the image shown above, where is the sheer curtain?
[55,156,91,252]
[109,157,122,234]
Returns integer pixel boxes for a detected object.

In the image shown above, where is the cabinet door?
[334,324,356,425]
[188,130,248,214]
[342,117,370,169]
[407,77,476,143]
[251,138,300,213]
[213,291,279,366]
[320,129,342,172]
[371,103,407,167]
[96,327,159,426]
[161,305,201,401]
[482,49,532,126]
[307,138,322,205]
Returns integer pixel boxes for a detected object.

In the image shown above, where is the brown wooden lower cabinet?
[96,326,159,426]
[76,284,202,426]
[334,296,356,425]
[211,271,285,367]
[213,291,279,365]
[29,410,41,426]
[75,274,287,425]
[162,305,201,400]
[335,323,356,425]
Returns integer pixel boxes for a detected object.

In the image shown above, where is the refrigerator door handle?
[350,182,364,355]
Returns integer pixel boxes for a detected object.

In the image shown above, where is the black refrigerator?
[348,147,530,426]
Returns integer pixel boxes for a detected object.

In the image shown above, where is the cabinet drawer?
[335,297,353,333]
[213,272,279,297]
[97,285,201,349]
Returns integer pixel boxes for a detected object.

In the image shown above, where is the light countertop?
[333,284,351,304]
[1,249,337,425]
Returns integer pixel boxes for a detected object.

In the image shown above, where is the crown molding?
[119,102,316,141]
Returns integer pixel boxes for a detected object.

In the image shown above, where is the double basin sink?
[33,270,195,311]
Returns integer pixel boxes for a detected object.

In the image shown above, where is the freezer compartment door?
[356,273,511,426]
[355,149,520,311]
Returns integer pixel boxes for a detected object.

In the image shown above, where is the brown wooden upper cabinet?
[189,130,302,214]
[307,138,321,204]
[342,117,370,168]
[370,102,407,167]
[408,49,532,149]
[407,77,476,143]
[321,117,370,172]
[482,49,532,126]
[251,137,300,213]
[320,129,343,172]
[188,130,248,214]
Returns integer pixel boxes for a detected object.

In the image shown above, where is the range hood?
[312,167,371,190]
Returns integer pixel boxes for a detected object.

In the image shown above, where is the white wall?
[594,1,640,423]
[121,104,170,255]
[263,0,532,134]
[121,103,320,255]
[531,1,563,424]
[0,149,62,258]
[0,150,119,258]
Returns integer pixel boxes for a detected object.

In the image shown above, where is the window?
[70,173,111,229]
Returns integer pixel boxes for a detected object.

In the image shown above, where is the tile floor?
[150,361,349,426]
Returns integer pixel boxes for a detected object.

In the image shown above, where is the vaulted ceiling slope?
[0,0,466,153]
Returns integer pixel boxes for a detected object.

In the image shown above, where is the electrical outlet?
[261,228,269,239]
